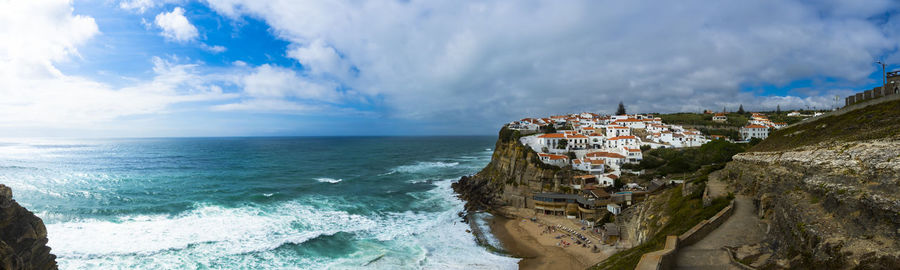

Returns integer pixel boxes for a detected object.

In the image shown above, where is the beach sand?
[489,208,615,270]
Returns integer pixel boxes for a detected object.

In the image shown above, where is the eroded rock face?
[452,138,577,211]
[0,184,58,270]
[718,139,900,269]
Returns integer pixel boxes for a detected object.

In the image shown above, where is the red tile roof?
[538,133,566,138]
[586,152,626,159]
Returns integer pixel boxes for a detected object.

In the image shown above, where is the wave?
[390,161,460,174]
[48,179,519,270]
[47,201,377,259]
[314,177,342,184]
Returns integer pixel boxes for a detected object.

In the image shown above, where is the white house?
[624,147,643,163]
[606,126,631,137]
[712,113,727,123]
[613,118,646,129]
[573,159,605,175]
[607,203,622,215]
[585,151,626,168]
[588,133,606,149]
[538,133,567,150]
[606,135,639,149]
[538,153,569,166]
[740,124,769,140]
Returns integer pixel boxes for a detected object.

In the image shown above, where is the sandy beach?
[489,207,616,270]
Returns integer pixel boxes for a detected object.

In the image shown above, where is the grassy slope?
[751,99,900,152]
[659,112,748,128]
[592,186,731,270]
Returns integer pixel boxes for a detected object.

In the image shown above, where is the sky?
[1,0,899,137]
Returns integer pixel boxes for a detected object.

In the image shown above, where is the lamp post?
[876,60,886,92]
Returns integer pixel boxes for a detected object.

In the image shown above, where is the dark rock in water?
[0,184,58,270]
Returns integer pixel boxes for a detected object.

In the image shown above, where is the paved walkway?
[674,194,767,269]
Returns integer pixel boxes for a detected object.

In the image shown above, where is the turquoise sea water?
[0,137,518,269]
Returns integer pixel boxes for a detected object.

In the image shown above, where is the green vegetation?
[540,125,556,133]
[765,113,806,125]
[697,127,740,141]
[622,140,748,177]
[557,138,568,149]
[498,126,522,143]
[751,99,900,152]
[659,112,748,128]
[616,101,627,115]
[593,186,731,270]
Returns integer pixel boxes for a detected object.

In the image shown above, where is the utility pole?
[876,60,886,91]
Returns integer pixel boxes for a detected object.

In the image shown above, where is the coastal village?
[465,81,900,269]
[491,108,802,266]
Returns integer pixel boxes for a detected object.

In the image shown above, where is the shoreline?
[484,208,614,270]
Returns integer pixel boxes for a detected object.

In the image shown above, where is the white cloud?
[154,7,199,42]
[210,64,346,113]
[201,44,227,53]
[119,0,182,14]
[286,39,349,78]
[0,1,234,132]
[205,0,899,129]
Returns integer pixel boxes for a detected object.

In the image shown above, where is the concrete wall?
[678,200,736,247]
[634,200,736,270]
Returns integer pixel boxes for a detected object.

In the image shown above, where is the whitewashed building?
[740,124,769,140]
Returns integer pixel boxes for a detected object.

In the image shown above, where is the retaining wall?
[634,200,736,270]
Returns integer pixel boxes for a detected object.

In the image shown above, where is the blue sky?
[1,0,899,137]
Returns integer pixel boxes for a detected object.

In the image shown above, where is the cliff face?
[0,184,58,270]
[452,135,578,211]
[716,139,900,269]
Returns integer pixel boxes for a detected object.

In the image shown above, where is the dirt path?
[674,195,767,269]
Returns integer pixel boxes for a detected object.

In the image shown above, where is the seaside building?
[531,193,606,221]
[740,124,770,140]
[537,153,569,166]
[601,223,620,244]
[572,159,605,175]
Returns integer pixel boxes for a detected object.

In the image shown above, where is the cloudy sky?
[1,0,899,137]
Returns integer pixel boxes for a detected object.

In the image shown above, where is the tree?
[613,178,624,190]
[557,139,569,149]
[541,125,556,133]
[776,105,781,114]
[616,101,627,115]
[737,104,745,114]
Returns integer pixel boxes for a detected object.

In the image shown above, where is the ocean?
[0,137,518,269]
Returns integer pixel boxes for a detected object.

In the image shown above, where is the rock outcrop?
[0,184,58,270]
[716,139,900,269]
[452,132,578,211]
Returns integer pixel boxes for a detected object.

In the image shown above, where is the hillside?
[715,100,900,268]
[751,98,900,152]
[452,127,579,211]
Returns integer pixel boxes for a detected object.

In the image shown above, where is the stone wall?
[634,200,736,270]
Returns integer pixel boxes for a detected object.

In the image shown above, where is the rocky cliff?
[0,184,58,270]
[452,130,578,211]
[715,137,900,268]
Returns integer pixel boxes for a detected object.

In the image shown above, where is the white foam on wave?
[314,177,342,183]
[48,201,378,268]
[349,178,519,270]
[390,161,459,174]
